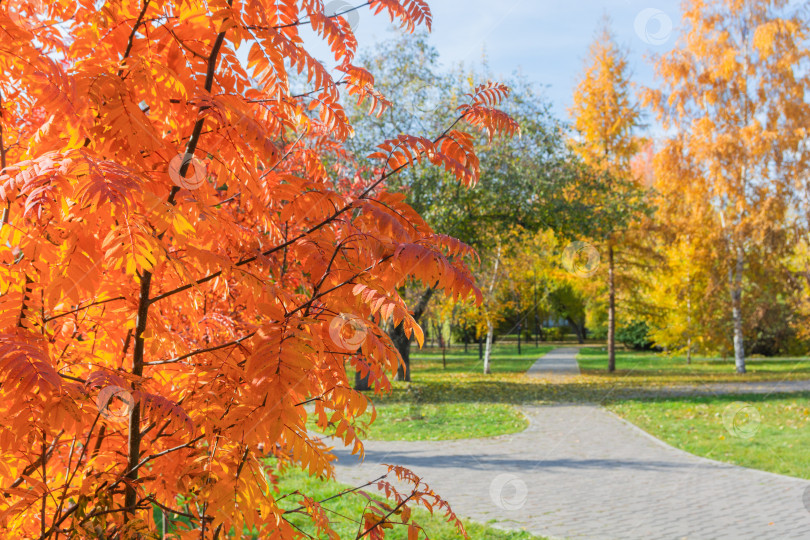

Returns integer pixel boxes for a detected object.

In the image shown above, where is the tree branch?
[143,331,256,366]
[43,296,126,322]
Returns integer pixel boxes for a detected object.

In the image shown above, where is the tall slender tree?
[648,0,810,373]
[570,18,643,372]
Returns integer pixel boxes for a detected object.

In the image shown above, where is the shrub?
[617,320,654,350]
[545,326,565,341]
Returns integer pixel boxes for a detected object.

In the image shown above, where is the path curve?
[332,349,810,539]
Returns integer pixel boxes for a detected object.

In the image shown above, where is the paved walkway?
[526,347,580,378]
[332,348,810,539]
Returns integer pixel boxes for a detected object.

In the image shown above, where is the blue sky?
[305,0,683,121]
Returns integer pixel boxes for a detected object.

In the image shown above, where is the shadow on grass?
[371,378,810,408]
[613,390,810,406]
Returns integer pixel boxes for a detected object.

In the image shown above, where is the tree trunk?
[607,244,616,373]
[481,244,502,374]
[517,322,522,355]
[125,272,152,514]
[354,367,371,391]
[686,276,692,365]
[483,318,494,374]
[391,322,411,382]
[438,321,446,369]
[567,316,585,344]
[730,245,746,374]
[391,287,435,382]
[534,274,539,347]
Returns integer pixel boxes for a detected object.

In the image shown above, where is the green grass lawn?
[275,466,544,539]
[608,393,810,479]
[408,343,556,376]
[578,347,810,383]
[362,402,528,441]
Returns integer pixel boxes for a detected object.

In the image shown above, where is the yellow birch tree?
[648,0,810,373]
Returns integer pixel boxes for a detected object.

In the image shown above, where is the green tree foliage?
[346,33,589,375]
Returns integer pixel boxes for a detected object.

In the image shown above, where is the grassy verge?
[276,467,545,539]
[407,343,556,377]
[316,344,555,442]
[363,402,528,441]
[608,393,810,479]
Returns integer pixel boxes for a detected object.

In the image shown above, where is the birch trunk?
[481,245,502,374]
[731,244,746,373]
[483,319,494,374]
[686,269,692,364]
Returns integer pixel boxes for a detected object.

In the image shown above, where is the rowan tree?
[647,0,810,372]
[0,0,519,537]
